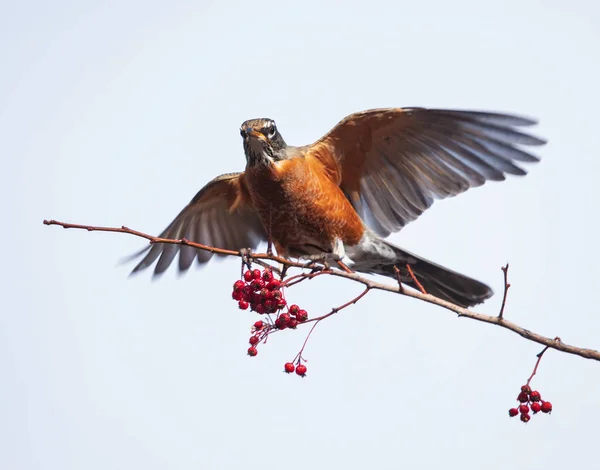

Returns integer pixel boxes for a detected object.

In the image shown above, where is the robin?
[130,107,545,307]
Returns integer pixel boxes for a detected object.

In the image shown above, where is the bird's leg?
[280,263,290,279]
[239,247,254,273]
[331,238,354,273]
[266,204,274,256]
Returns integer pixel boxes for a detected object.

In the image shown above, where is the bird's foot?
[239,248,254,270]
[300,254,334,273]
[302,259,329,271]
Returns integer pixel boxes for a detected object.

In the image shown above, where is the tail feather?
[351,237,493,308]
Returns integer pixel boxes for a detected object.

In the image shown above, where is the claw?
[302,259,330,271]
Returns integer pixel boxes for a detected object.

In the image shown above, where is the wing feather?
[311,107,545,236]
[130,172,266,276]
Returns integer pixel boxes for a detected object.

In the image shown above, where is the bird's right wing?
[308,108,545,237]
[129,172,266,276]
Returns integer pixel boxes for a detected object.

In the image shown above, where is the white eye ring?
[267,123,277,138]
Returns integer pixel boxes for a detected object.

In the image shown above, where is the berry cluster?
[232,267,310,367]
[232,268,286,313]
[509,385,552,423]
[284,361,307,377]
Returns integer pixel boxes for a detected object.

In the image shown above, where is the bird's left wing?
[129,172,266,276]
[307,107,546,237]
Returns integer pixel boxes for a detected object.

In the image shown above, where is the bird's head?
[240,118,287,167]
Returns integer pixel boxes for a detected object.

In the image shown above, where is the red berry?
[296,309,308,322]
[249,335,259,345]
[517,392,529,403]
[263,289,275,299]
[251,279,264,291]
[247,346,258,357]
[262,270,273,282]
[244,271,253,282]
[288,319,298,329]
[530,390,541,402]
[284,362,295,373]
[232,290,243,301]
[252,269,262,280]
[253,321,264,330]
[233,280,245,291]
[531,402,542,413]
[508,408,519,417]
[521,385,532,394]
[541,401,552,413]
[519,404,529,414]
[263,299,276,312]
[277,298,287,309]
[238,300,249,310]
[274,318,287,329]
[295,364,307,376]
[254,304,266,314]
[279,313,291,324]
[289,304,300,315]
[520,413,531,423]
[267,279,281,290]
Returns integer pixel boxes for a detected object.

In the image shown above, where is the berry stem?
[526,337,561,386]
[291,286,371,364]
[293,319,321,364]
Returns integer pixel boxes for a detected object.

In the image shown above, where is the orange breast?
[244,155,364,256]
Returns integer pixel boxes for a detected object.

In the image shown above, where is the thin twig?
[393,266,405,294]
[293,286,371,363]
[498,264,511,320]
[336,260,354,273]
[282,269,329,289]
[43,219,600,362]
[406,264,427,295]
[307,285,371,323]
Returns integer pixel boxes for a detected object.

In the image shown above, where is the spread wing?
[129,172,266,276]
[309,108,546,237]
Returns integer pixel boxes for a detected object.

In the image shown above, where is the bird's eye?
[268,125,276,137]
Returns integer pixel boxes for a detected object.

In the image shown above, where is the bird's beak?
[246,128,268,142]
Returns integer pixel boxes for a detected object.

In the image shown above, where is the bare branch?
[43,218,600,362]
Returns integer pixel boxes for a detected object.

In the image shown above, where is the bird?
[129,107,545,307]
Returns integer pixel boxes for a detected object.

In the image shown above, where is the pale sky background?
[2,1,599,469]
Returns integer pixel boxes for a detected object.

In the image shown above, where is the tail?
[351,237,493,308]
